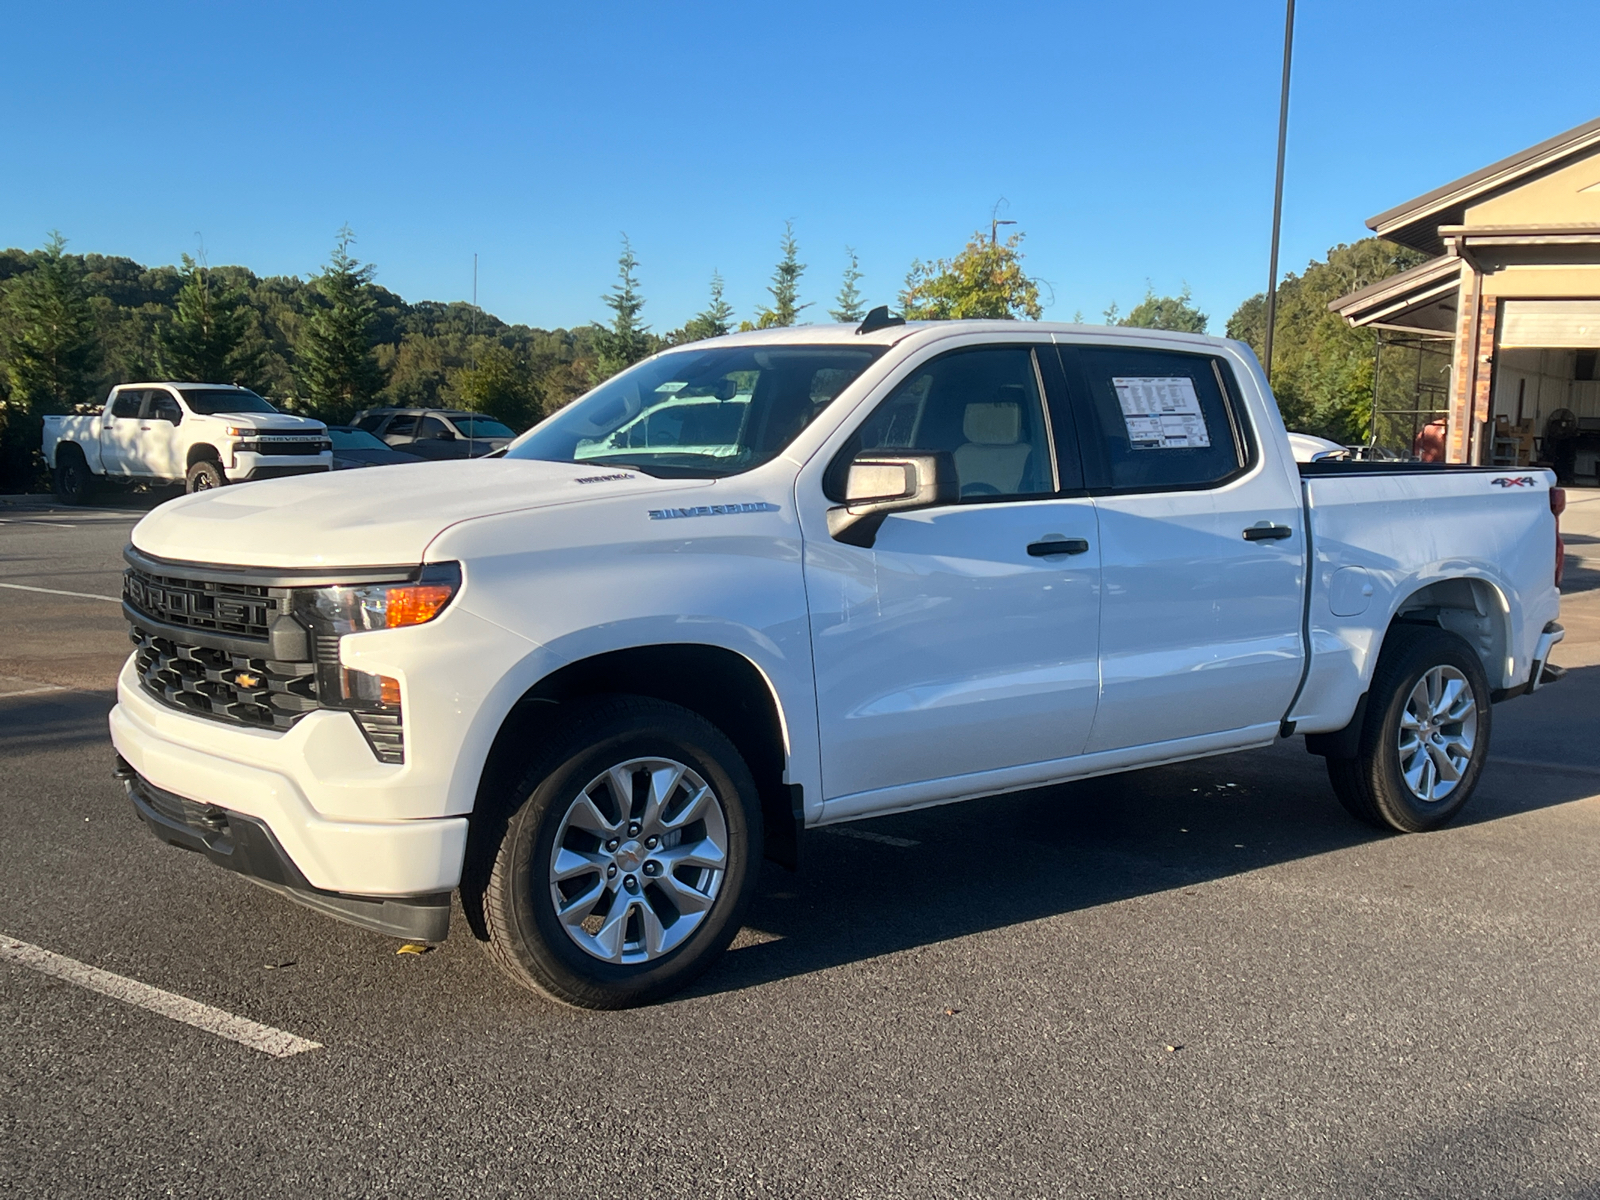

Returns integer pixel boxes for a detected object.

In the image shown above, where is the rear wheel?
[185,459,226,493]
[1326,625,1491,833]
[469,696,762,1008]
[54,448,95,505]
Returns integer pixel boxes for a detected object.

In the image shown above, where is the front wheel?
[185,459,226,493]
[1326,625,1492,833]
[470,696,763,1008]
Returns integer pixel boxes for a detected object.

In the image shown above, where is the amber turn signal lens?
[386,584,454,629]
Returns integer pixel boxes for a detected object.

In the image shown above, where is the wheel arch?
[1308,574,1512,760]
[187,442,224,468]
[1385,574,1512,691]
[472,643,802,875]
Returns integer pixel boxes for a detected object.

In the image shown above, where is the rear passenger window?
[110,390,144,419]
[832,346,1058,502]
[1065,347,1249,492]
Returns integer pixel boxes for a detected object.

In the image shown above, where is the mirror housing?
[827,452,957,547]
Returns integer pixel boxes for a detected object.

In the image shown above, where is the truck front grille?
[123,566,281,640]
[131,627,319,730]
[251,439,331,456]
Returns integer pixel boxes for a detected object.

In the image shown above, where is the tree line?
[0,216,1422,490]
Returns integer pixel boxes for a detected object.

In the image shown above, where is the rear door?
[1054,341,1304,753]
[100,389,146,475]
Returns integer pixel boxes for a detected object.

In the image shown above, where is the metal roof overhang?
[1328,255,1462,335]
[1366,116,1600,255]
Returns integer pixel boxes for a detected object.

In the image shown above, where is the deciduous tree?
[1117,284,1207,334]
[1226,237,1429,442]
[454,343,540,431]
[901,229,1041,321]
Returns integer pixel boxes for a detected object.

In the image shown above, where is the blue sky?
[4,0,1597,335]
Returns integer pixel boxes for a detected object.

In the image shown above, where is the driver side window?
[836,346,1056,501]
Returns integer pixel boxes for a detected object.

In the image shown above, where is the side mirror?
[827,452,957,548]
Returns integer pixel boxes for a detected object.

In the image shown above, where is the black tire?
[185,459,226,493]
[54,447,95,505]
[467,696,763,1008]
[1326,625,1492,833]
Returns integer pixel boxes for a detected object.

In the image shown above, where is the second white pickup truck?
[42,382,331,501]
[107,317,1565,1008]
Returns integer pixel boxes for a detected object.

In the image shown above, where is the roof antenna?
[856,305,905,335]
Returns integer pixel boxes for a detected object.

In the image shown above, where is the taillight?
[1552,486,1567,588]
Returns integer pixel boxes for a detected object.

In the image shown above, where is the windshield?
[453,416,516,439]
[328,427,389,451]
[181,389,279,416]
[508,345,885,477]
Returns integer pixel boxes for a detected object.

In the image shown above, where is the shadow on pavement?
[701,662,1600,999]
[0,690,117,753]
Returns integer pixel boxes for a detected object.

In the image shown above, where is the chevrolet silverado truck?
[108,316,1566,1008]
[43,382,331,502]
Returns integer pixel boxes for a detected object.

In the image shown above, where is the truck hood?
[217,413,327,432]
[130,458,710,568]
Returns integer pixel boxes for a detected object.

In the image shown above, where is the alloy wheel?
[548,757,728,964]
[1397,665,1478,804]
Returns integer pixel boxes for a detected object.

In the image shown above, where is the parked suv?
[353,408,516,460]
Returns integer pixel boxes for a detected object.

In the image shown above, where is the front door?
[804,344,1102,813]
[1055,342,1305,753]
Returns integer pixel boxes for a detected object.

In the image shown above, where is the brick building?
[1331,116,1600,475]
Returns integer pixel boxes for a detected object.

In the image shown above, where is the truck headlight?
[295,563,460,763]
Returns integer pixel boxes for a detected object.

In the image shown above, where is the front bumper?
[110,660,468,905]
[122,763,451,941]
[226,451,333,483]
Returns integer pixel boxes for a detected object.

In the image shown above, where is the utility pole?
[1263,0,1295,384]
[472,253,478,338]
[991,198,1017,247]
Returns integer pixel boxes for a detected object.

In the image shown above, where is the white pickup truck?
[42,382,331,502]
[108,317,1565,1008]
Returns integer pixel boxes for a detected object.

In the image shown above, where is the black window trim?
[1053,343,1259,497]
[824,341,1091,507]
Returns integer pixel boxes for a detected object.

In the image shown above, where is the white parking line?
[0,582,121,602]
[0,518,78,528]
[0,677,67,697]
[817,826,920,848]
[0,934,322,1058]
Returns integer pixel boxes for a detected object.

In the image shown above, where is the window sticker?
[1112,376,1211,450]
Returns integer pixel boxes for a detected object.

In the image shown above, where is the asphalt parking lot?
[3,490,1600,1199]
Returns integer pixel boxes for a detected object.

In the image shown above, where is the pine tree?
[297,227,387,422]
[593,235,653,378]
[829,247,865,323]
[1,232,101,415]
[158,254,262,385]
[756,221,809,328]
[683,271,735,342]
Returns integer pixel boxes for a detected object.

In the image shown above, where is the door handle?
[1242,524,1294,541]
[1027,538,1090,557]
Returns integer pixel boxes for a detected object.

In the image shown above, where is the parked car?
[1286,431,1351,462]
[326,425,421,470]
[352,408,515,460]
[42,383,331,501]
[112,319,1565,1009]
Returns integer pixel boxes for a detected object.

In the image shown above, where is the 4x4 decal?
[1490,476,1536,488]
